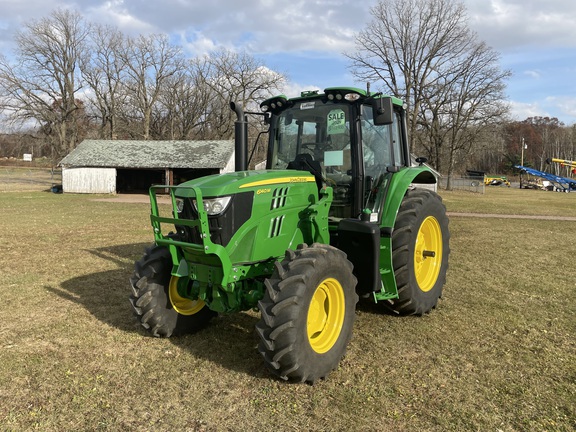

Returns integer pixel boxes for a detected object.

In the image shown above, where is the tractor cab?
[261,88,408,220]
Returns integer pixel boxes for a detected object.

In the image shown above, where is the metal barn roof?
[59,139,235,169]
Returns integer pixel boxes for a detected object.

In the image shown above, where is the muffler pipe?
[230,101,248,172]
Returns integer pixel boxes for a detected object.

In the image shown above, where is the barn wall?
[220,151,235,174]
[62,167,116,193]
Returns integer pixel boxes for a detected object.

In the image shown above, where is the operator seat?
[287,153,323,190]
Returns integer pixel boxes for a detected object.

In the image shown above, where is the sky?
[0,0,575,126]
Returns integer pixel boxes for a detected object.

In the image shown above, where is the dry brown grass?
[442,186,576,216]
[0,184,574,431]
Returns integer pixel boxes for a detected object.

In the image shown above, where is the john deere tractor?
[130,87,450,383]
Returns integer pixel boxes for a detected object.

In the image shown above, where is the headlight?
[193,196,232,216]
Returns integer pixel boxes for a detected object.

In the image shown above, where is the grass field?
[0,176,574,431]
[0,166,61,192]
[442,186,576,217]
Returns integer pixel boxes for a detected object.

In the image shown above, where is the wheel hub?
[307,278,345,354]
[169,276,206,316]
[414,216,443,292]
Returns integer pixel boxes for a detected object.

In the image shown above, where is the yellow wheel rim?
[414,216,443,292]
[307,278,345,354]
[168,276,205,316]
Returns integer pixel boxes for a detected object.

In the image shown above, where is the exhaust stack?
[230,101,248,172]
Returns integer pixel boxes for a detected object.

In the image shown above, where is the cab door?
[360,104,403,221]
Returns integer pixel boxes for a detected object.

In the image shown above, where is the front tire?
[256,243,358,383]
[129,244,216,337]
[387,188,450,315]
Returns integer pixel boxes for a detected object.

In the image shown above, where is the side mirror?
[415,157,428,166]
[372,97,394,125]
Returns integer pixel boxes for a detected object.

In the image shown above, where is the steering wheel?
[300,142,332,162]
[301,142,333,151]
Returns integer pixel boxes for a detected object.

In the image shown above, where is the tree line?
[0,1,574,180]
[0,9,285,164]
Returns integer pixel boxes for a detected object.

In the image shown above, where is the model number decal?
[239,177,315,188]
[257,188,271,195]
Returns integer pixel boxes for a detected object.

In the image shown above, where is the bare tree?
[195,49,286,140]
[120,33,185,140]
[150,61,212,140]
[416,40,511,182]
[81,24,128,139]
[347,0,510,183]
[467,123,508,174]
[0,9,89,163]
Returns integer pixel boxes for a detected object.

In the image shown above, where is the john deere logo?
[257,188,271,195]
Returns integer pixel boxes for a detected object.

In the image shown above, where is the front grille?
[176,192,254,247]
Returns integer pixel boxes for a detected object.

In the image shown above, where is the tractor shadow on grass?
[47,242,151,333]
[169,312,266,378]
[50,242,267,378]
[355,298,399,316]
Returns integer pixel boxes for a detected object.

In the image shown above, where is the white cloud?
[76,0,370,56]
[174,31,222,57]
[545,96,576,123]
[464,0,576,49]
[508,100,548,120]
[279,82,322,100]
[3,0,574,55]
[509,97,576,124]
[523,70,541,79]
[0,0,575,125]
[86,0,156,35]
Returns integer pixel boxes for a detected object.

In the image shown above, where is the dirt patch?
[91,193,170,204]
[448,212,576,221]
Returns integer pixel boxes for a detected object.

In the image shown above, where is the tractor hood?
[174,170,317,198]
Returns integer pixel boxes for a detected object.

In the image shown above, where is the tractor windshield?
[268,100,354,217]
[268,100,352,172]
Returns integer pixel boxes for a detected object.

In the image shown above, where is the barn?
[59,139,235,194]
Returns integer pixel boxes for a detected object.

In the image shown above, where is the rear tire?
[387,188,450,315]
[129,244,216,337]
[256,243,358,383]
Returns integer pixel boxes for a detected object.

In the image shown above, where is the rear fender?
[376,167,437,301]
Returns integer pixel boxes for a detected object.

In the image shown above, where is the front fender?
[381,167,436,229]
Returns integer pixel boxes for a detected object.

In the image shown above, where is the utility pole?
[520,137,527,188]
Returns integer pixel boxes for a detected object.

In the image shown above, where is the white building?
[59,140,235,194]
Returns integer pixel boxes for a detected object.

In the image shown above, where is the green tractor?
[130,87,450,383]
